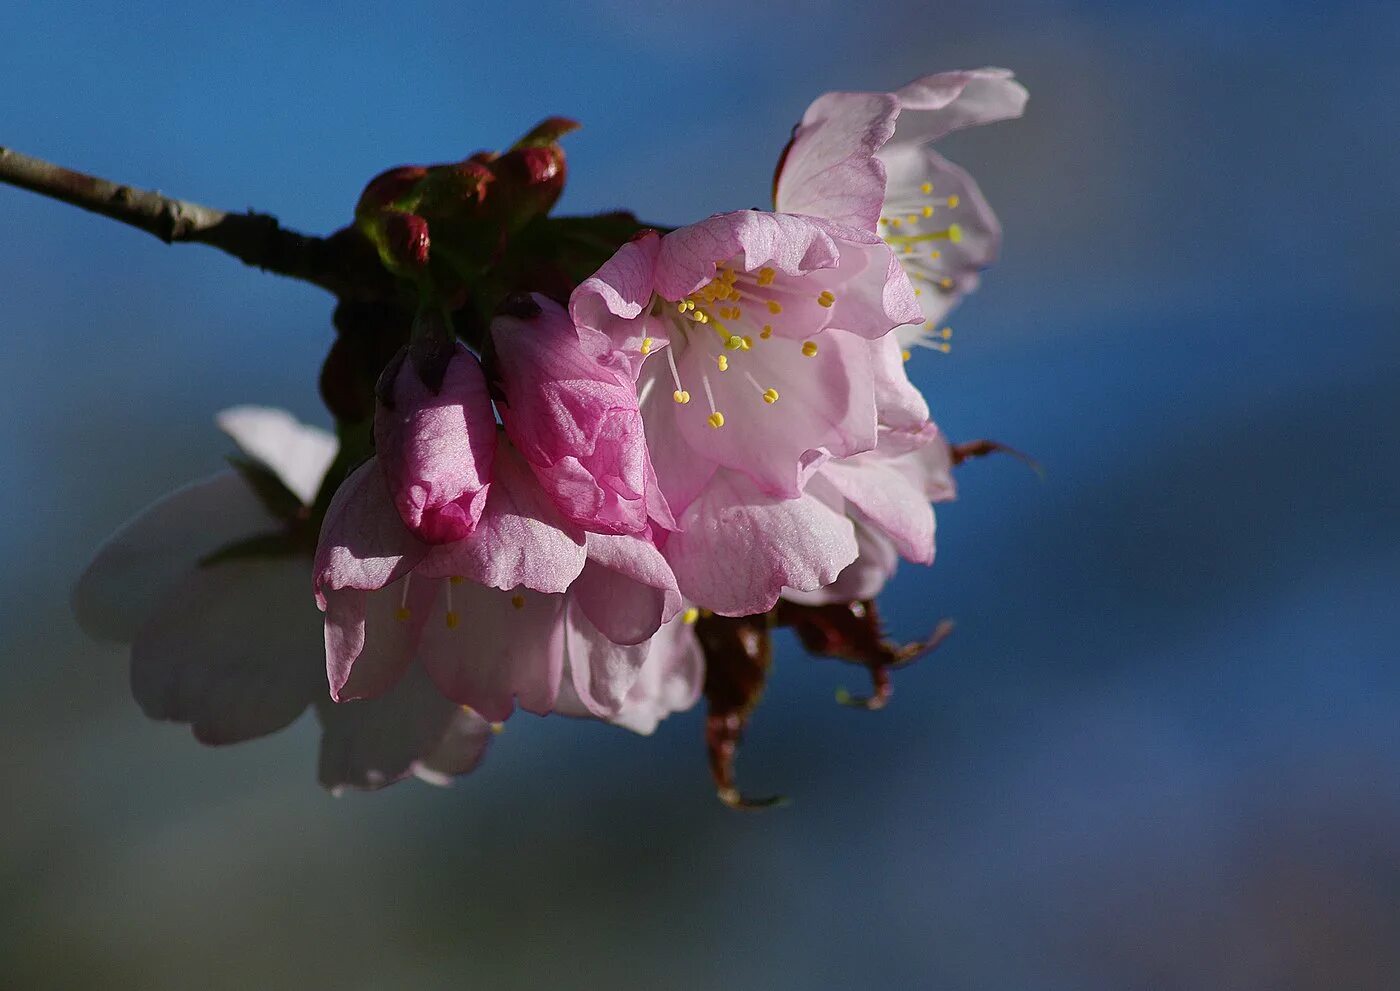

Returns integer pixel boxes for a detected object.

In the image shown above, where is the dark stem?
[0,146,394,300]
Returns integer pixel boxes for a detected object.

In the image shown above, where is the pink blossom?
[492,294,671,534]
[776,68,1028,345]
[315,442,681,722]
[375,339,497,544]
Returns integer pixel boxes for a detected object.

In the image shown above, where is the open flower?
[72,406,496,793]
[776,67,1028,349]
[315,440,682,722]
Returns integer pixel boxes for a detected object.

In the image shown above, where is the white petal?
[216,406,337,505]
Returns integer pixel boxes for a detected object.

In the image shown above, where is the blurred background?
[2,2,1398,988]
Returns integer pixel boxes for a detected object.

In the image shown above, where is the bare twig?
[0,146,393,300]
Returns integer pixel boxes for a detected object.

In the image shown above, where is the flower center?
[647,262,829,429]
[879,181,963,356]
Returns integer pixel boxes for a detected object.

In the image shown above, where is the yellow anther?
[947,194,960,208]
[682,606,700,624]
[817,290,836,308]
[934,342,952,353]
[879,217,891,226]
[510,593,526,610]
[930,250,941,259]
[741,335,753,350]
[490,722,505,735]
[707,411,725,428]
[757,267,775,287]
[676,301,688,313]
[940,326,953,339]
[801,341,819,357]
[449,576,464,585]
[760,324,773,339]
[906,213,919,224]
[673,389,691,404]
[716,354,729,371]
[903,244,914,254]
[725,335,744,350]
[445,610,460,629]
[766,300,783,315]
[922,205,935,218]
[947,223,963,243]
[889,217,903,227]
[920,182,933,194]
[394,607,412,622]
[901,349,912,362]
[913,287,923,296]
[640,336,653,355]
[762,388,779,404]
[939,278,955,289]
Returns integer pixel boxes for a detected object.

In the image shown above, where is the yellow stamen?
[922,205,935,218]
[920,182,933,194]
[449,576,463,585]
[766,300,782,314]
[445,610,460,629]
[716,354,729,371]
[673,389,691,404]
[490,722,505,735]
[394,607,411,622]
[801,341,818,357]
[817,290,836,308]
[947,223,963,243]
[725,335,744,350]
[741,335,753,350]
[682,606,700,624]
[901,349,912,362]
[762,388,779,404]
[946,194,960,208]
[756,267,775,287]
[760,324,773,339]
[640,336,653,355]
[707,411,725,428]
[511,593,525,610]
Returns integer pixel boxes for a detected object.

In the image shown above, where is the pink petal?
[375,342,497,544]
[892,68,1029,146]
[637,356,718,517]
[818,433,937,564]
[314,458,426,596]
[609,613,705,735]
[871,334,930,429]
[664,468,858,616]
[573,531,680,646]
[417,443,586,594]
[801,217,923,338]
[417,583,565,722]
[783,520,899,606]
[323,576,438,702]
[563,602,651,717]
[494,295,656,534]
[570,231,667,364]
[655,211,841,300]
[775,91,899,231]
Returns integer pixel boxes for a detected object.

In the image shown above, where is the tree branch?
[0,146,394,300]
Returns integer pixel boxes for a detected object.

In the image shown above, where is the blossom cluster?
[75,69,1027,799]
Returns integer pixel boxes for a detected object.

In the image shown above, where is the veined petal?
[574,531,680,646]
[609,611,704,735]
[665,468,858,616]
[73,472,279,643]
[215,405,337,506]
[819,437,937,564]
[570,230,667,363]
[314,459,427,596]
[323,576,438,702]
[775,91,899,231]
[655,211,840,300]
[871,333,930,429]
[563,602,651,718]
[782,517,899,606]
[417,444,586,594]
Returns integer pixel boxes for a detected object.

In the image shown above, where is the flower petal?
[570,230,667,364]
[323,576,438,702]
[655,211,840,300]
[892,68,1029,146]
[130,556,323,745]
[417,444,586,594]
[73,472,279,643]
[417,582,565,721]
[494,296,655,534]
[564,601,651,717]
[664,468,858,616]
[314,459,427,596]
[782,518,899,606]
[574,531,680,646]
[871,334,930,429]
[412,706,496,786]
[314,663,472,794]
[775,91,899,231]
[215,405,337,506]
[609,613,705,736]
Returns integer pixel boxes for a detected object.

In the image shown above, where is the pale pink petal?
[891,68,1029,146]
[73,472,279,643]
[801,217,923,338]
[637,356,718,516]
[570,230,667,362]
[563,603,651,717]
[417,582,565,721]
[315,663,482,794]
[574,531,680,646]
[417,444,586,594]
[375,343,497,544]
[215,405,337,506]
[871,334,930,429]
[670,326,876,498]
[818,441,936,564]
[654,211,840,300]
[774,91,899,231]
[782,519,899,606]
[611,612,705,735]
[130,556,323,745]
[323,576,438,702]
[665,468,858,616]
[494,296,655,534]
[314,459,426,595]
